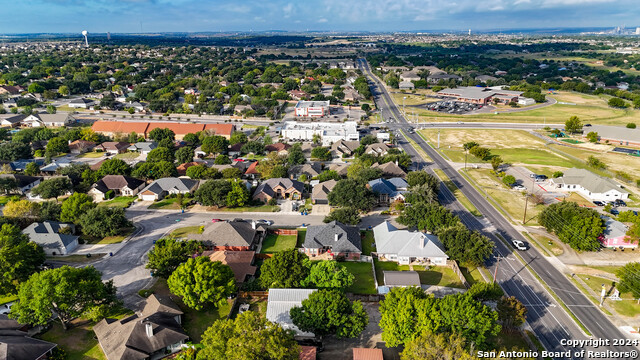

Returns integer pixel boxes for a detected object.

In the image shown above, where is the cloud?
[283,3,294,18]
[317,18,328,23]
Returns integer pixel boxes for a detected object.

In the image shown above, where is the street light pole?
[403,96,406,117]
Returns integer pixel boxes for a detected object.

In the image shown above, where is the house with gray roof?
[89,175,146,201]
[0,114,26,128]
[398,81,415,90]
[302,221,362,259]
[188,220,265,251]
[550,168,629,202]
[128,141,157,155]
[266,289,316,338]
[93,294,188,360]
[22,113,72,127]
[365,142,390,156]
[311,179,337,204]
[368,177,408,205]
[373,221,448,265]
[0,174,42,194]
[0,314,57,360]
[22,221,79,256]
[330,139,360,158]
[138,177,199,201]
[253,178,304,203]
[585,125,640,147]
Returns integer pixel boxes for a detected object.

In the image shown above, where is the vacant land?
[575,274,640,318]
[549,143,640,180]
[260,233,297,253]
[341,261,377,294]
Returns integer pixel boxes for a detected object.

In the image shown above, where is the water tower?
[82,30,88,47]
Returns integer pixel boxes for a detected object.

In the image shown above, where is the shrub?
[627,123,637,129]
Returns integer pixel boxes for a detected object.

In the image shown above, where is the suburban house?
[0,314,57,360]
[128,141,157,155]
[264,143,291,155]
[288,90,309,100]
[302,221,362,260]
[39,160,72,174]
[22,113,72,127]
[365,142,390,156]
[68,98,93,108]
[311,179,337,204]
[328,163,350,177]
[600,216,635,249]
[10,159,44,172]
[201,250,256,283]
[138,177,199,201]
[176,162,200,176]
[549,168,629,202]
[244,161,260,179]
[93,294,188,360]
[95,141,130,155]
[383,271,421,288]
[68,139,96,154]
[266,288,317,337]
[228,143,244,157]
[22,222,79,256]
[0,174,42,194]
[353,348,384,360]
[330,139,360,158]
[398,81,415,90]
[373,221,448,265]
[372,161,407,178]
[289,163,322,180]
[0,85,21,95]
[0,114,26,127]
[368,177,408,205]
[89,175,146,201]
[584,124,640,147]
[188,220,265,251]
[253,178,304,203]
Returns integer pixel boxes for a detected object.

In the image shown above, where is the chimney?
[251,220,256,230]
[334,233,339,242]
[144,321,153,337]
[419,236,425,249]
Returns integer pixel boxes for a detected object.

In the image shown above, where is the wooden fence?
[447,260,470,289]
[272,229,298,236]
[238,291,269,299]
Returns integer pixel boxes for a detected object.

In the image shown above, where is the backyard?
[260,232,297,254]
[341,261,377,294]
[361,230,375,255]
[373,260,465,289]
[38,320,106,360]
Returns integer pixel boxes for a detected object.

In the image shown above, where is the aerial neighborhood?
[1,18,640,360]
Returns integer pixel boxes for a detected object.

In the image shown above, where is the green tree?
[214,154,232,165]
[310,146,332,161]
[469,146,491,161]
[195,179,232,207]
[39,201,61,221]
[226,179,249,207]
[147,147,174,163]
[378,287,436,347]
[202,136,229,156]
[0,177,18,194]
[502,175,516,187]
[229,131,248,145]
[28,83,45,94]
[323,207,361,225]
[491,156,503,171]
[31,177,72,200]
[148,128,175,141]
[0,224,46,295]
[406,171,438,190]
[290,289,368,338]
[401,333,479,360]
[466,282,504,301]
[398,202,460,233]
[360,134,378,146]
[287,144,305,166]
[438,225,494,267]
[328,179,376,211]
[98,158,131,176]
[463,141,479,151]
[586,131,599,143]
[497,296,527,329]
[197,311,299,360]
[10,266,117,330]
[58,85,69,97]
[46,105,57,114]
[2,199,40,219]
[24,162,40,176]
[241,141,265,155]
[587,155,607,170]
[616,262,640,300]
[316,170,340,182]
[404,183,438,205]
[175,146,194,164]
[538,201,604,251]
[146,238,201,278]
[260,249,310,288]
[608,97,627,108]
[167,257,236,310]
[552,171,564,178]
[60,193,95,223]
[45,137,69,155]
[78,207,131,238]
[0,142,32,161]
[221,167,242,179]
[263,134,273,145]
[303,261,354,289]
[186,165,218,180]
[564,116,583,134]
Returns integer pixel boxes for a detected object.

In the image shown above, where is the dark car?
[614,199,627,207]
[584,124,592,127]
[610,209,619,215]
[593,201,605,206]
[535,174,548,180]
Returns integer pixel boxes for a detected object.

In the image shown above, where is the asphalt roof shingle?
[303,221,362,253]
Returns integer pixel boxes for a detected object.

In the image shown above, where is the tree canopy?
[538,201,604,251]
[167,257,236,310]
[260,249,310,288]
[323,207,361,225]
[303,261,355,290]
[60,192,95,223]
[146,238,202,278]
[78,207,131,238]
[0,224,46,295]
[328,179,376,211]
[31,177,72,199]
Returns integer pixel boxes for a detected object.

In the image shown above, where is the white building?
[266,288,316,337]
[281,121,359,146]
[373,221,448,265]
[518,97,536,106]
[294,100,330,117]
[550,168,629,202]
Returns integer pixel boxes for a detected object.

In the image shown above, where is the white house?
[68,98,93,109]
[373,221,448,265]
[550,168,629,202]
[22,113,72,127]
[266,288,316,337]
[281,121,359,146]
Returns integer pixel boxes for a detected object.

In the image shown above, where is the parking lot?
[505,166,565,205]
[413,99,483,114]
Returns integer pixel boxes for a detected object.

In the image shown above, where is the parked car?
[535,175,548,180]
[257,219,273,226]
[614,199,627,207]
[211,218,223,223]
[513,185,526,191]
[529,173,537,178]
[610,209,619,215]
[584,124,592,127]
[512,240,528,251]
[593,201,605,206]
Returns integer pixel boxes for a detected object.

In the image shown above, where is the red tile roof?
[245,161,260,175]
[299,346,317,360]
[91,121,234,138]
[146,122,206,135]
[265,143,291,152]
[92,120,150,134]
[352,348,383,360]
[203,123,235,137]
[176,162,200,176]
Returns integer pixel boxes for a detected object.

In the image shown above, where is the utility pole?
[493,256,501,283]
[600,284,606,306]
[437,129,440,149]
[403,97,406,117]
[464,151,467,170]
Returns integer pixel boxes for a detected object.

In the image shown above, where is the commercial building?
[585,125,640,147]
[281,121,359,146]
[437,86,524,105]
[294,100,330,117]
[92,121,234,140]
[549,168,629,202]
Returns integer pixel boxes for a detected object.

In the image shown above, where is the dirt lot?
[319,303,400,360]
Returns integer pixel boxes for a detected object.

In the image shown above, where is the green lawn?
[38,320,106,360]
[459,266,486,285]
[374,260,465,288]
[434,169,482,217]
[82,227,134,244]
[171,225,203,238]
[114,152,140,160]
[260,233,297,254]
[215,204,280,212]
[148,198,182,210]
[47,254,106,263]
[576,274,640,317]
[76,152,105,158]
[361,230,375,256]
[341,261,377,294]
[97,196,136,208]
[296,228,306,247]
[491,148,577,167]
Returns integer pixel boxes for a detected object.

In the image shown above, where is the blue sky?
[1,0,638,34]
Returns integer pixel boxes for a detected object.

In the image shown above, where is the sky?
[1,0,639,34]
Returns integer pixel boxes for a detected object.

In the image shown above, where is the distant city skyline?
[1,0,639,34]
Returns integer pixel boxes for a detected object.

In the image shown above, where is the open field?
[260,233,297,253]
[490,53,640,76]
[549,143,640,180]
[465,168,542,225]
[529,233,564,256]
[575,274,640,318]
[390,91,439,106]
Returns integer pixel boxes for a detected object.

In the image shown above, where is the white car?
[512,240,528,251]
[513,185,526,191]
[257,219,273,226]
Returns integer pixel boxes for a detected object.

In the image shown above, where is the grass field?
[361,230,375,255]
[341,261,377,294]
[565,192,594,207]
[459,266,486,285]
[575,274,640,317]
[549,143,640,180]
[171,225,203,238]
[97,196,136,208]
[529,233,564,256]
[434,168,482,217]
[260,233,297,253]
[38,320,106,360]
[114,152,140,160]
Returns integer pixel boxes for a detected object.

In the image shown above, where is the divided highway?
[358,58,633,359]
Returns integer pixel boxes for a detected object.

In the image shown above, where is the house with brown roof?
[176,162,200,176]
[0,85,21,95]
[0,314,57,360]
[95,142,130,155]
[372,161,406,178]
[202,123,235,139]
[330,140,360,158]
[68,140,96,154]
[188,220,265,251]
[311,179,337,204]
[89,175,146,201]
[91,121,235,140]
[228,143,244,157]
[289,163,322,180]
[201,250,256,283]
[265,143,291,156]
[352,348,383,360]
[289,90,310,101]
[92,121,149,138]
[365,143,390,156]
[328,163,350,177]
[253,178,304,203]
[138,178,199,201]
[245,161,260,179]
[93,294,188,360]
